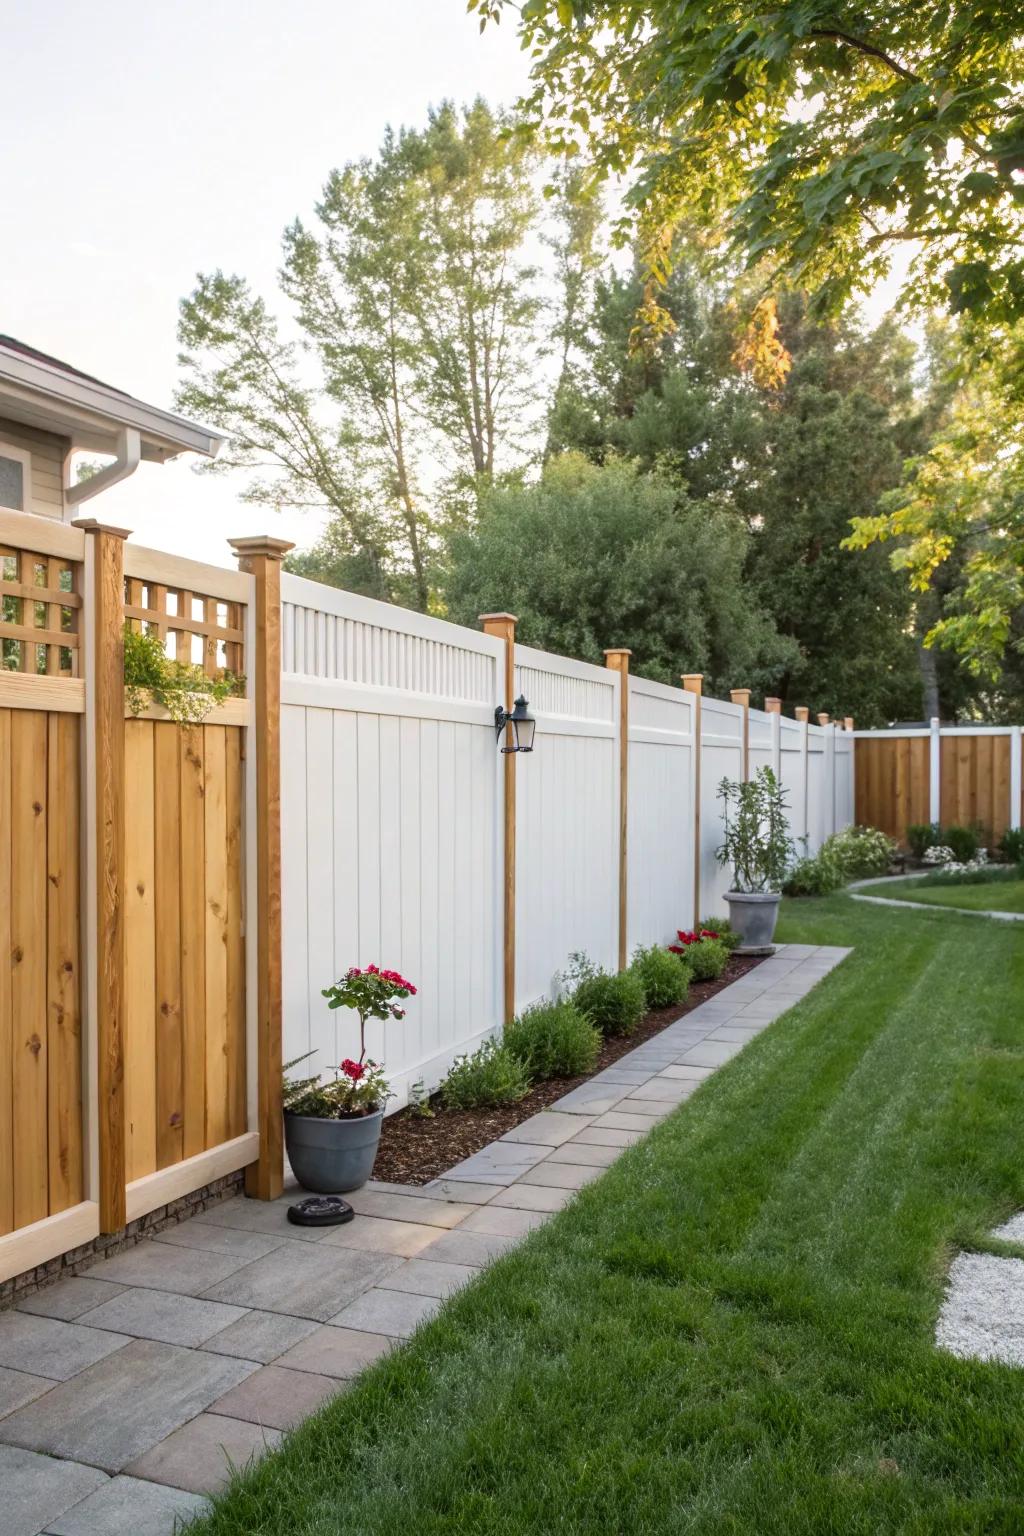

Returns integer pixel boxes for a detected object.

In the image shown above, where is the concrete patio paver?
[1,944,850,1535]
[44,1476,210,1536]
[124,1413,282,1496]
[1,1445,107,1536]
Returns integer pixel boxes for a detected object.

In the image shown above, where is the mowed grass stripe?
[191,898,1024,1535]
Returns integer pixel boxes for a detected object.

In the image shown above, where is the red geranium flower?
[340,1058,365,1081]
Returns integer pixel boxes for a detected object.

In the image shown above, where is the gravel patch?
[936,1251,1024,1367]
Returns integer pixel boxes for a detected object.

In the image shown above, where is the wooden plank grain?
[11,710,48,1227]
[47,713,82,1214]
[179,724,206,1158]
[203,725,229,1148]
[0,711,12,1234]
[124,720,157,1182]
[154,723,183,1170]
[225,728,246,1139]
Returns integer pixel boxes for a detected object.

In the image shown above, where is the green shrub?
[942,823,980,863]
[783,854,842,898]
[906,822,939,860]
[505,999,600,1080]
[573,968,647,1037]
[700,916,739,952]
[685,937,729,981]
[783,824,895,897]
[440,1038,530,1110]
[630,945,690,1009]
[998,827,1024,863]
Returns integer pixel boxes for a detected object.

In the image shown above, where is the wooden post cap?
[603,647,632,659]
[817,712,831,726]
[794,706,810,722]
[764,697,782,714]
[71,517,132,539]
[479,612,518,625]
[227,535,295,561]
[681,673,703,694]
[730,688,751,707]
[844,716,854,731]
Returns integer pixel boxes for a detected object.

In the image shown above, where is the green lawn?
[192,897,1024,1535]
[878,876,1024,914]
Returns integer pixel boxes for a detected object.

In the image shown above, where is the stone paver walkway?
[0,944,848,1535]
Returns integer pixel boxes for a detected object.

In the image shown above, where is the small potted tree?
[283,965,415,1193]
[715,767,793,953]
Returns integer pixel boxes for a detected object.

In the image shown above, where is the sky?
[2,0,533,567]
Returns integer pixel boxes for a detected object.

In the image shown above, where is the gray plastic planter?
[724,890,782,954]
[284,1107,384,1193]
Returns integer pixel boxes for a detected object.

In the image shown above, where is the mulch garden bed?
[373,953,766,1185]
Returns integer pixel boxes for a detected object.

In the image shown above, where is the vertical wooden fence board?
[154,723,184,1170]
[46,713,81,1214]
[203,725,229,1149]
[225,729,246,1140]
[0,711,12,1235]
[179,725,207,1158]
[124,721,156,1182]
[11,710,48,1228]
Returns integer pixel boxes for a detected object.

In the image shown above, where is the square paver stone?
[518,1160,602,1190]
[341,1190,475,1227]
[570,1126,643,1148]
[275,1324,394,1379]
[628,1077,695,1102]
[190,1196,330,1243]
[17,1277,128,1322]
[90,1242,253,1296]
[442,1141,551,1185]
[0,1444,108,1536]
[545,1140,622,1168]
[378,1258,480,1298]
[200,1241,403,1321]
[319,1216,448,1257]
[489,1184,573,1213]
[330,1287,441,1338]
[0,1339,257,1473]
[416,1229,516,1267]
[209,1364,343,1430]
[501,1112,592,1147]
[592,1110,661,1133]
[151,1222,290,1261]
[0,1312,131,1382]
[549,1082,629,1115]
[125,1412,282,1496]
[676,1041,744,1068]
[201,1308,319,1365]
[424,1179,510,1204]
[659,1064,714,1081]
[76,1288,250,1348]
[461,1205,551,1238]
[0,1365,53,1418]
[45,1475,211,1536]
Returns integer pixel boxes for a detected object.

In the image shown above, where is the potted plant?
[282,965,415,1193]
[715,767,793,953]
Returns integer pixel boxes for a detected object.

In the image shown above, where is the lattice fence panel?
[124,578,244,678]
[0,543,80,677]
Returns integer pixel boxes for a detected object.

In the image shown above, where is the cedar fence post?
[682,674,703,926]
[794,707,810,847]
[74,518,130,1233]
[929,716,941,825]
[228,536,293,1201]
[481,614,518,1023]
[604,649,631,970]
[764,696,782,780]
[730,688,751,780]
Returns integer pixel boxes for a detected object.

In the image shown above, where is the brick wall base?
[0,1170,246,1309]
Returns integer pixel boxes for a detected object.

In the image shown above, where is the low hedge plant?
[630,944,690,1009]
[573,967,647,1038]
[505,999,601,1081]
[441,1038,530,1109]
[684,936,730,981]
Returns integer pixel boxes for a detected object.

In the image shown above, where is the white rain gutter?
[64,426,142,508]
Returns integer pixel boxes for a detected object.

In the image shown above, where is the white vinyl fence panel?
[699,695,745,916]
[627,678,696,948]
[513,644,619,1009]
[280,575,504,1107]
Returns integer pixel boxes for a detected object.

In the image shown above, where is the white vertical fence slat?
[280,574,855,1106]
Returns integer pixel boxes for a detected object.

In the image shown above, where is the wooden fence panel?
[939,734,1012,843]
[855,736,930,842]
[0,706,82,1236]
[123,718,247,1173]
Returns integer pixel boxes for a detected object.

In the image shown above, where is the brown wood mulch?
[373,953,765,1185]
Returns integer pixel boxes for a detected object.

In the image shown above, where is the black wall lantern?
[495,695,536,754]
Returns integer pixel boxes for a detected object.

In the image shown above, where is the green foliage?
[942,824,981,863]
[445,453,796,693]
[440,1038,531,1110]
[504,1000,601,1081]
[700,916,739,953]
[123,627,241,725]
[573,967,647,1038]
[906,823,939,860]
[784,825,896,897]
[998,828,1024,864]
[684,938,729,982]
[281,1053,390,1118]
[630,945,690,1010]
[716,768,794,894]
[178,100,541,610]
